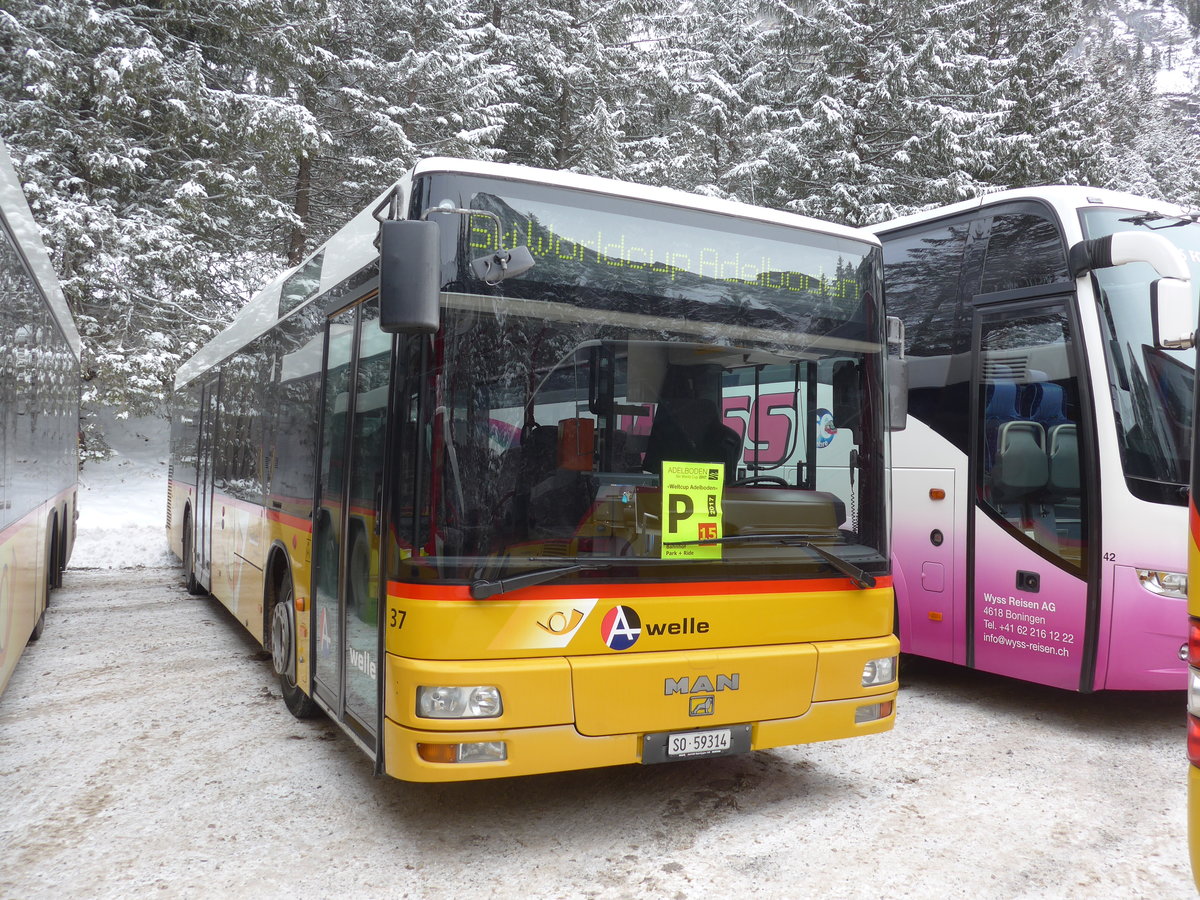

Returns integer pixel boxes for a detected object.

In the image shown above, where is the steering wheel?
[731,475,789,487]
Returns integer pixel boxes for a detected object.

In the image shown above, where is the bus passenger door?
[311,300,390,751]
[195,377,220,589]
[970,297,1095,690]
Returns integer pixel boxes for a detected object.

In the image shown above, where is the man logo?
[600,605,641,650]
[689,695,714,716]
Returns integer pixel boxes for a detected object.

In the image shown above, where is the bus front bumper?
[381,690,897,782]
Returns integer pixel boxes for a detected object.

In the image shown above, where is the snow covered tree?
[953,1,1107,190]
[0,0,331,423]
[481,0,669,176]
[1077,0,1200,202]
[287,0,516,253]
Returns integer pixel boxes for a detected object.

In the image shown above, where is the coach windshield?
[1082,207,1200,506]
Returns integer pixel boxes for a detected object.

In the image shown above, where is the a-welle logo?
[599,605,713,650]
[600,605,641,650]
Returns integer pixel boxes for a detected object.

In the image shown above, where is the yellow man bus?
[167,159,900,781]
[0,137,80,697]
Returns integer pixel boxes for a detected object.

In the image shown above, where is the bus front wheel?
[272,573,319,719]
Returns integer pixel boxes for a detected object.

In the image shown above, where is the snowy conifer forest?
[2,0,1199,445]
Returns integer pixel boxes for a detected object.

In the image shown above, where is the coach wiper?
[663,534,877,589]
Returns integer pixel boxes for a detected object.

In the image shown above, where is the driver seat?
[642,397,741,478]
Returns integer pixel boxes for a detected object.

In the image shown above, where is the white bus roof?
[866,186,1194,237]
[413,157,876,243]
[0,138,81,360]
[175,158,881,390]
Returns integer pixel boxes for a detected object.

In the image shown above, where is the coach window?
[882,220,972,452]
[979,213,1068,294]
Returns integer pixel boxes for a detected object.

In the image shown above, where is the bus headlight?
[862,656,897,687]
[1135,569,1187,599]
[416,685,503,719]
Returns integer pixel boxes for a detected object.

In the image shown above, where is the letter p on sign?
[668,494,694,531]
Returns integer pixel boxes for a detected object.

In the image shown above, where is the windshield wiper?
[471,564,594,599]
[663,533,877,589]
[468,555,729,599]
[1119,212,1200,230]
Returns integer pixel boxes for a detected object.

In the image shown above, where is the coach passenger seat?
[1027,382,1071,430]
[983,379,1021,468]
[991,419,1048,516]
[1046,422,1081,557]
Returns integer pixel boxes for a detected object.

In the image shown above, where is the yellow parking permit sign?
[661,461,724,559]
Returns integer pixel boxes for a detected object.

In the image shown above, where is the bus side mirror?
[886,315,907,432]
[1151,277,1195,350]
[832,360,861,441]
[887,358,908,431]
[379,219,441,334]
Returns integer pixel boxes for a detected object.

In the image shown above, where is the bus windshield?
[1081,207,1200,504]
[392,174,887,585]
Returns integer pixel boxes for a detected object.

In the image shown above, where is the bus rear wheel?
[272,573,319,719]
[182,514,204,596]
[30,547,51,641]
[29,609,45,642]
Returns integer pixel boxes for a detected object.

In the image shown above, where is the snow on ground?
[72,414,174,570]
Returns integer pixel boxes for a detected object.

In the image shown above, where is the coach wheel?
[30,550,50,642]
[58,502,69,581]
[43,518,57,601]
[348,527,370,621]
[29,609,45,642]
[314,514,339,601]
[272,572,319,719]
[183,514,204,595]
[49,516,62,590]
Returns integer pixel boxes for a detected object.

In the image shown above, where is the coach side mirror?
[887,358,908,431]
[379,219,441,334]
[886,315,908,431]
[1151,277,1195,350]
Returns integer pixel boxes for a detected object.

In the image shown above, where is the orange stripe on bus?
[265,508,313,532]
[171,482,314,532]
